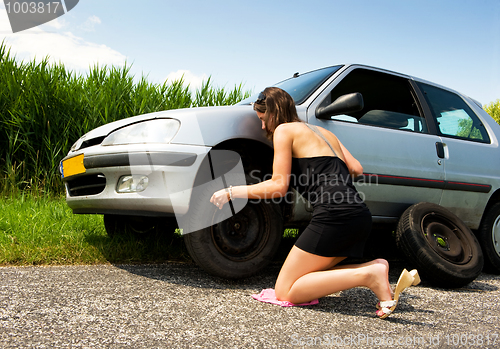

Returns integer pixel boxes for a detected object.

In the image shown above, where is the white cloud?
[165,70,208,91]
[80,15,101,32]
[0,11,125,72]
[42,18,67,30]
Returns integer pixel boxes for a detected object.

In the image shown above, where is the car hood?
[78,105,269,147]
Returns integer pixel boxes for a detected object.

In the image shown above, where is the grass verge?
[0,194,300,266]
[0,194,191,266]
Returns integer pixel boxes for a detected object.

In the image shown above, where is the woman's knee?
[274,284,289,301]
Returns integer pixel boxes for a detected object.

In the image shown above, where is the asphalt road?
[1,261,499,348]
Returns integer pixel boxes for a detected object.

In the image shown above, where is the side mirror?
[315,92,364,120]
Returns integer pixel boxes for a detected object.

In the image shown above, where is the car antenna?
[293,72,299,78]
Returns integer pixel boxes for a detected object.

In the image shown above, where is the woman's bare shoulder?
[274,122,304,134]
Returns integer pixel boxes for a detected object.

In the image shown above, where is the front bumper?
[61,144,211,216]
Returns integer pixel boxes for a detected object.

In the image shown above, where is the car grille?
[66,174,106,197]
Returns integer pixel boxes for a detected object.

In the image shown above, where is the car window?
[238,65,343,105]
[417,82,490,143]
[319,68,428,133]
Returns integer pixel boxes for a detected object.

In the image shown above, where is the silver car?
[60,64,500,287]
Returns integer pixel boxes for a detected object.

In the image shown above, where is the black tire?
[103,214,177,239]
[478,202,500,273]
[395,202,483,288]
[183,174,283,279]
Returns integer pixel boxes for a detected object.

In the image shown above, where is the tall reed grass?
[0,43,252,197]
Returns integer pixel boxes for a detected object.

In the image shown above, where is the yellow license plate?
[62,154,86,178]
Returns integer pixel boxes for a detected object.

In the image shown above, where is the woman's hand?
[210,189,230,210]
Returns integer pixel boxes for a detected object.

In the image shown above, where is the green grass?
[0,194,190,266]
[0,194,300,266]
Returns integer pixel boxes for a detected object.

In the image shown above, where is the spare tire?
[395,202,483,288]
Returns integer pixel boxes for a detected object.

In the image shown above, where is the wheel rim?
[128,216,156,234]
[492,215,500,257]
[211,203,269,262]
[421,213,473,265]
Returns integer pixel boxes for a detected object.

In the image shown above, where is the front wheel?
[478,202,500,273]
[395,202,483,288]
[183,198,283,279]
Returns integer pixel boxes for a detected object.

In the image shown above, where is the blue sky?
[1,0,499,105]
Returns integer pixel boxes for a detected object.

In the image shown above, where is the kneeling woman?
[210,87,419,318]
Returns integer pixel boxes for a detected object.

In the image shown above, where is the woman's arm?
[210,125,293,208]
[338,139,363,177]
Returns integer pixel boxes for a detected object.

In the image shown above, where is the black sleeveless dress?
[291,126,372,258]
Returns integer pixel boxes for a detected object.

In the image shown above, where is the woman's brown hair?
[253,87,301,138]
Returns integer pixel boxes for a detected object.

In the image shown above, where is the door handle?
[435,142,445,159]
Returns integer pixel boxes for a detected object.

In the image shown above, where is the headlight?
[70,135,86,151]
[102,119,180,146]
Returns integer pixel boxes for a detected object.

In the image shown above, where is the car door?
[307,66,445,221]
[415,82,494,228]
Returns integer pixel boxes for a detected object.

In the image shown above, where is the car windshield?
[238,65,343,105]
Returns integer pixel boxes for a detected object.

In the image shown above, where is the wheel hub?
[211,204,269,261]
[422,214,472,264]
[128,216,156,234]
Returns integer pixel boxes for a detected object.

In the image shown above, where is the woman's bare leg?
[275,246,392,305]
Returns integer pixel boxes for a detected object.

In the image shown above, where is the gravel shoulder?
[1,261,499,348]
